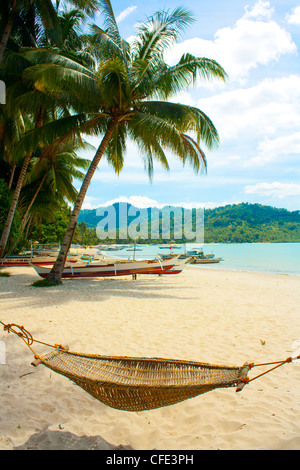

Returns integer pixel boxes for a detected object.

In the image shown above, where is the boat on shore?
[31,255,183,279]
[149,257,191,275]
[0,254,60,267]
[0,252,81,267]
[161,249,223,264]
[189,256,223,264]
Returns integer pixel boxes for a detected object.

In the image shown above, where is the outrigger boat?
[0,254,60,267]
[31,255,183,279]
[0,253,80,267]
[148,257,191,275]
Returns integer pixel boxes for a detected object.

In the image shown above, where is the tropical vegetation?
[0,0,227,284]
[77,202,300,244]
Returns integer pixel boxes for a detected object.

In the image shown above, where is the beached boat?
[184,250,222,264]
[151,257,191,274]
[103,246,125,251]
[31,256,182,278]
[159,245,181,249]
[0,255,60,267]
[161,250,223,264]
[189,257,223,264]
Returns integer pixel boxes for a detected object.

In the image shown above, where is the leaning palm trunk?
[46,119,118,284]
[0,3,15,63]
[10,173,47,253]
[20,173,47,232]
[0,108,44,257]
[8,163,16,190]
[0,152,32,257]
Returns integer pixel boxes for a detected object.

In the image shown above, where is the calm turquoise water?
[100,243,300,276]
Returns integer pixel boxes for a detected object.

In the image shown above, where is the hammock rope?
[1,321,299,411]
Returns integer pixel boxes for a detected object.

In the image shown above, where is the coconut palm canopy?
[0,1,227,282]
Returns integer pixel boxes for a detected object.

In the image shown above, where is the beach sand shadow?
[1,269,190,308]
[14,429,133,450]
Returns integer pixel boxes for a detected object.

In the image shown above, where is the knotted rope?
[0,321,66,361]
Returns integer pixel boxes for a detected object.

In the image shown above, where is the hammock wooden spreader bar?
[1,322,299,412]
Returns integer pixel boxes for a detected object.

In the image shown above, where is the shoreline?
[189,264,300,277]
[0,265,299,450]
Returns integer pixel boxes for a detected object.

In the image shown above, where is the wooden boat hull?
[190,257,223,264]
[32,256,181,278]
[0,256,59,267]
[145,257,191,275]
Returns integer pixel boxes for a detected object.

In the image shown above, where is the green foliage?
[204,203,300,243]
[31,278,60,287]
[73,221,100,245]
[77,202,300,244]
[28,202,72,244]
[0,178,22,252]
[27,205,100,246]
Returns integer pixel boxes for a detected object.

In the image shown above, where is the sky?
[79,0,300,211]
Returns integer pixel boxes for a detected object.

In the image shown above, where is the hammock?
[1,322,299,412]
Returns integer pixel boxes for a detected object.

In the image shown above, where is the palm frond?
[153,54,227,99]
[128,109,207,175]
[104,123,127,174]
[87,24,130,62]
[132,6,195,62]
[136,100,220,150]
[95,0,126,56]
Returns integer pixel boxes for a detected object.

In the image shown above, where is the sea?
[99,242,300,276]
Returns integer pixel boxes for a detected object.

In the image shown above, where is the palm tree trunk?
[0,152,32,257]
[0,0,16,63]
[8,163,16,190]
[20,174,47,232]
[46,118,118,284]
[10,174,47,253]
[0,107,44,257]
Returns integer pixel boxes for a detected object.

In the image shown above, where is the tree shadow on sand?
[1,268,191,309]
[14,428,133,450]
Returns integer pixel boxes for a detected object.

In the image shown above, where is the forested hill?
[203,203,300,242]
[78,203,300,243]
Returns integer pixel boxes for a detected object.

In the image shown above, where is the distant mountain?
[78,202,300,243]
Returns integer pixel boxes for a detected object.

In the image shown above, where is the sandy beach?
[0,263,299,450]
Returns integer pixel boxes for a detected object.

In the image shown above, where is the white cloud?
[197,75,300,143]
[286,6,300,24]
[81,196,102,209]
[252,132,300,165]
[244,0,274,20]
[245,182,300,198]
[116,6,137,23]
[167,1,296,83]
[83,195,234,210]
[101,195,160,208]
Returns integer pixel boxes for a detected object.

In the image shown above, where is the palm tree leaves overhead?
[153,54,227,99]
[132,6,195,63]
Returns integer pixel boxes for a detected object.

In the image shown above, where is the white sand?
[0,264,299,450]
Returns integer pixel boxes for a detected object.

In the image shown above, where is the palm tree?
[0,0,101,62]
[0,17,92,258]
[14,137,91,246]
[0,104,45,258]
[0,0,60,62]
[20,3,227,284]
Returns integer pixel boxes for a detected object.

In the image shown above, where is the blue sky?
[80,0,300,211]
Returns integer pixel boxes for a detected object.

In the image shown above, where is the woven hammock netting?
[39,349,245,411]
[1,322,298,412]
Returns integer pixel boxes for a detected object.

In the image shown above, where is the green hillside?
[78,203,300,243]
